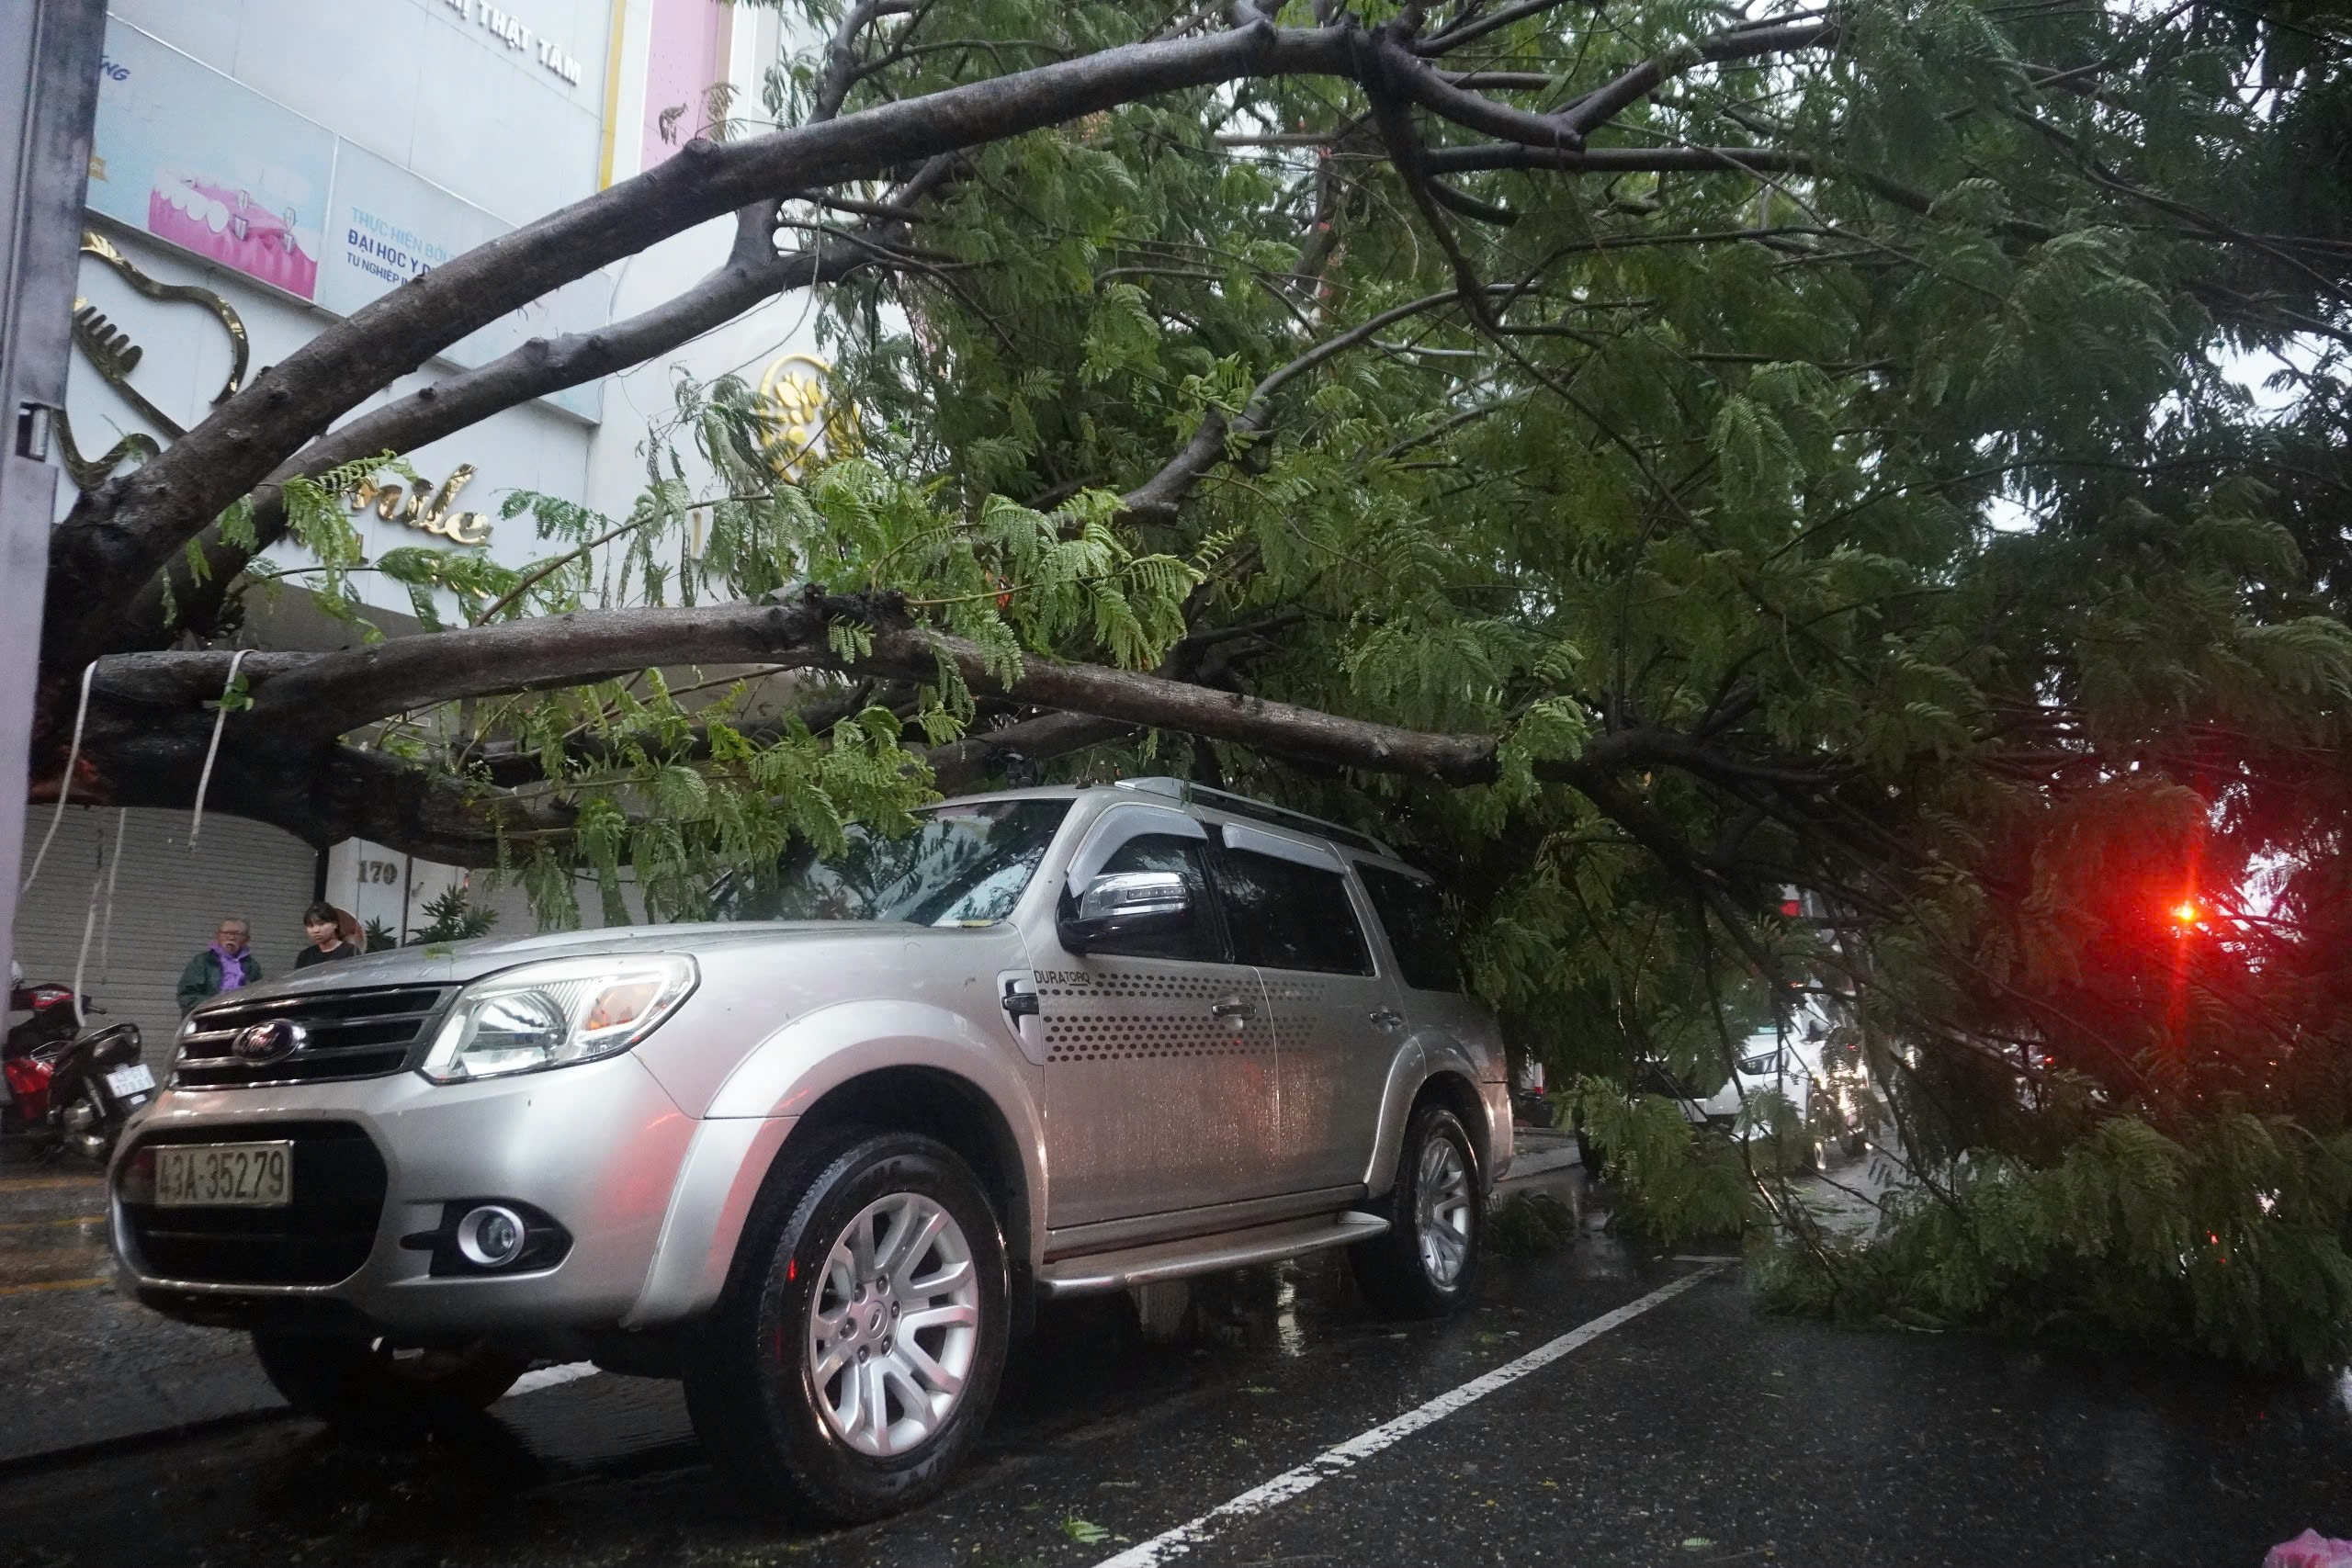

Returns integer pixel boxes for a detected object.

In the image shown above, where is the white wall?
[580,2,835,530]
[322,839,464,947]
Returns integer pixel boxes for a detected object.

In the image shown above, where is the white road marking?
[1089,1264,1727,1568]
[504,1361,599,1399]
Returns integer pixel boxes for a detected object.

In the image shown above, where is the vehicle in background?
[6,974,153,1162]
[1684,999,1871,1163]
[1513,1055,1557,1127]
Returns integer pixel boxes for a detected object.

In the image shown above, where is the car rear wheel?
[250,1331,528,1438]
[1351,1104,1485,1318]
[683,1129,1009,1523]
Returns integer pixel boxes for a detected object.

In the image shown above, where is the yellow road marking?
[0,1245,110,1271]
[0,1177,106,1193]
[0,1276,109,1296]
[0,1213,106,1232]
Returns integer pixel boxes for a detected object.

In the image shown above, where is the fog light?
[455,1204,527,1269]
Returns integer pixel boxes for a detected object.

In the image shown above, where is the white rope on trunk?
[70,856,103,1031]
[73,807,131,1030]
[188,649,250,854]
[18,660,99,897]
[97,808,128,980]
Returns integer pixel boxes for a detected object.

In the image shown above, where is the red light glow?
[2170,900,2199,925]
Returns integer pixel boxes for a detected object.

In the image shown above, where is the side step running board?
[1036,1211,1388,1298]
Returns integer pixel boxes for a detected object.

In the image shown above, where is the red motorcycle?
[4,976,152,1163]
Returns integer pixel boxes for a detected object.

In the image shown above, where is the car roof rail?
[1111,777,1397,859]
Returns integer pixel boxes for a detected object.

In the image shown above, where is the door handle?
[1210,998,1255,1020]
[1001,979,1039,1019]
[1369,1008,1405,1029]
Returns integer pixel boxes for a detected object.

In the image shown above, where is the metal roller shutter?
[12,807,320,1068]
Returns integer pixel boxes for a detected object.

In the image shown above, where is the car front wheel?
[684,1129,1009,1523]
[1351,1104,1485,1317]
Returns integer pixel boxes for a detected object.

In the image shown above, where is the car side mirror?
[1060,871,1192,953]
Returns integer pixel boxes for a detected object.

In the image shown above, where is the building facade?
[17,0,827,1055]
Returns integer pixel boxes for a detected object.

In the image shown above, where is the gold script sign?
[350,466,494,547]
[58,229,252,491]
[61,230,495,551]
[754,353,854,478]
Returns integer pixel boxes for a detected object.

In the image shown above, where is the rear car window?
[1356,865,1464,992]
[1212,847,1373,976]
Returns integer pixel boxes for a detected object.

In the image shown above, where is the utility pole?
[0,0,106,973]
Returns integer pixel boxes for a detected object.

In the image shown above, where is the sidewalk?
[1501,1124,1581,1186]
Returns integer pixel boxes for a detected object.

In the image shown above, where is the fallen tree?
[26,0,2352,1367]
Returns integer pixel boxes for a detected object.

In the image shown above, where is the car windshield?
[718,798,1071,928]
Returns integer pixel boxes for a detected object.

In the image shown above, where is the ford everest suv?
[111,778,1510,1519]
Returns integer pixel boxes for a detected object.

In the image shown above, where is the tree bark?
[42,588,1831,865]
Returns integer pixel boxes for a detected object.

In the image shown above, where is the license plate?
[154,1141,293,1208]
[105,1064,154,1098]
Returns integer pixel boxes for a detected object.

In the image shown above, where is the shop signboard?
[319,145,603,421]
[85,17,603,421]
[87,21,334,300]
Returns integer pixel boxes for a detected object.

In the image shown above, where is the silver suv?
[112,778,1510,1519]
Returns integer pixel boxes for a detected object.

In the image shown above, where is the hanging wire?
[71,807,132,1031]
[18,660,99,897]
[188,649,250,854]
[69,853,104,1031]
[97,808,128,981]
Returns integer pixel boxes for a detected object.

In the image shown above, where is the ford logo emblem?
[232,1019,305,1064]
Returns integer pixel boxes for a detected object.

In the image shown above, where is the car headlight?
[419,954,697,1084]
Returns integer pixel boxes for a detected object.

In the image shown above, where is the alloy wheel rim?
[1415,1136,1473,1288]
[805,1191,981,1457]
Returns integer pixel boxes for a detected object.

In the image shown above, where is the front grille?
[119,1122,387,1286]
[174,985,453,1089]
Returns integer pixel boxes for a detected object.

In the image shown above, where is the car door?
[1207,821,1396,1195]
[1035,807,1281,1230]
[1354,858,1499,1154]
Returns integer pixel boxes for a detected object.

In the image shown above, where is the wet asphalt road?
[4,1158,2350,1568]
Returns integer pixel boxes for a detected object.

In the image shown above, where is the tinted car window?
[1357,865,1464,992]
[1082,834,1223,963]
[1213,847,1372,975]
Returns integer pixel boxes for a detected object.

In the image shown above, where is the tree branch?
[44,17,1365,661]
[51,8,1870,661]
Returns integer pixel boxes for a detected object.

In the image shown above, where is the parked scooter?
[4,975,153,1162]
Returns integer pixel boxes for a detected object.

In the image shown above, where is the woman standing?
[294,902,358,969]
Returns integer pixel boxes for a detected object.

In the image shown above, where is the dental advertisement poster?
[86,20,334,301]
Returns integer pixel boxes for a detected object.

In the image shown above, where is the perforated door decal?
[1259,976,1335,1043]
[1037,966,1272,1064]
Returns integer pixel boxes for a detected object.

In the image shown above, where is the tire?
[250,1332,528,1438]
[683,1129,1010,1524]
[1351,1104,1485,1318]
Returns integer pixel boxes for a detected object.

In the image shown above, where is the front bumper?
[110,1055,702,1335]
